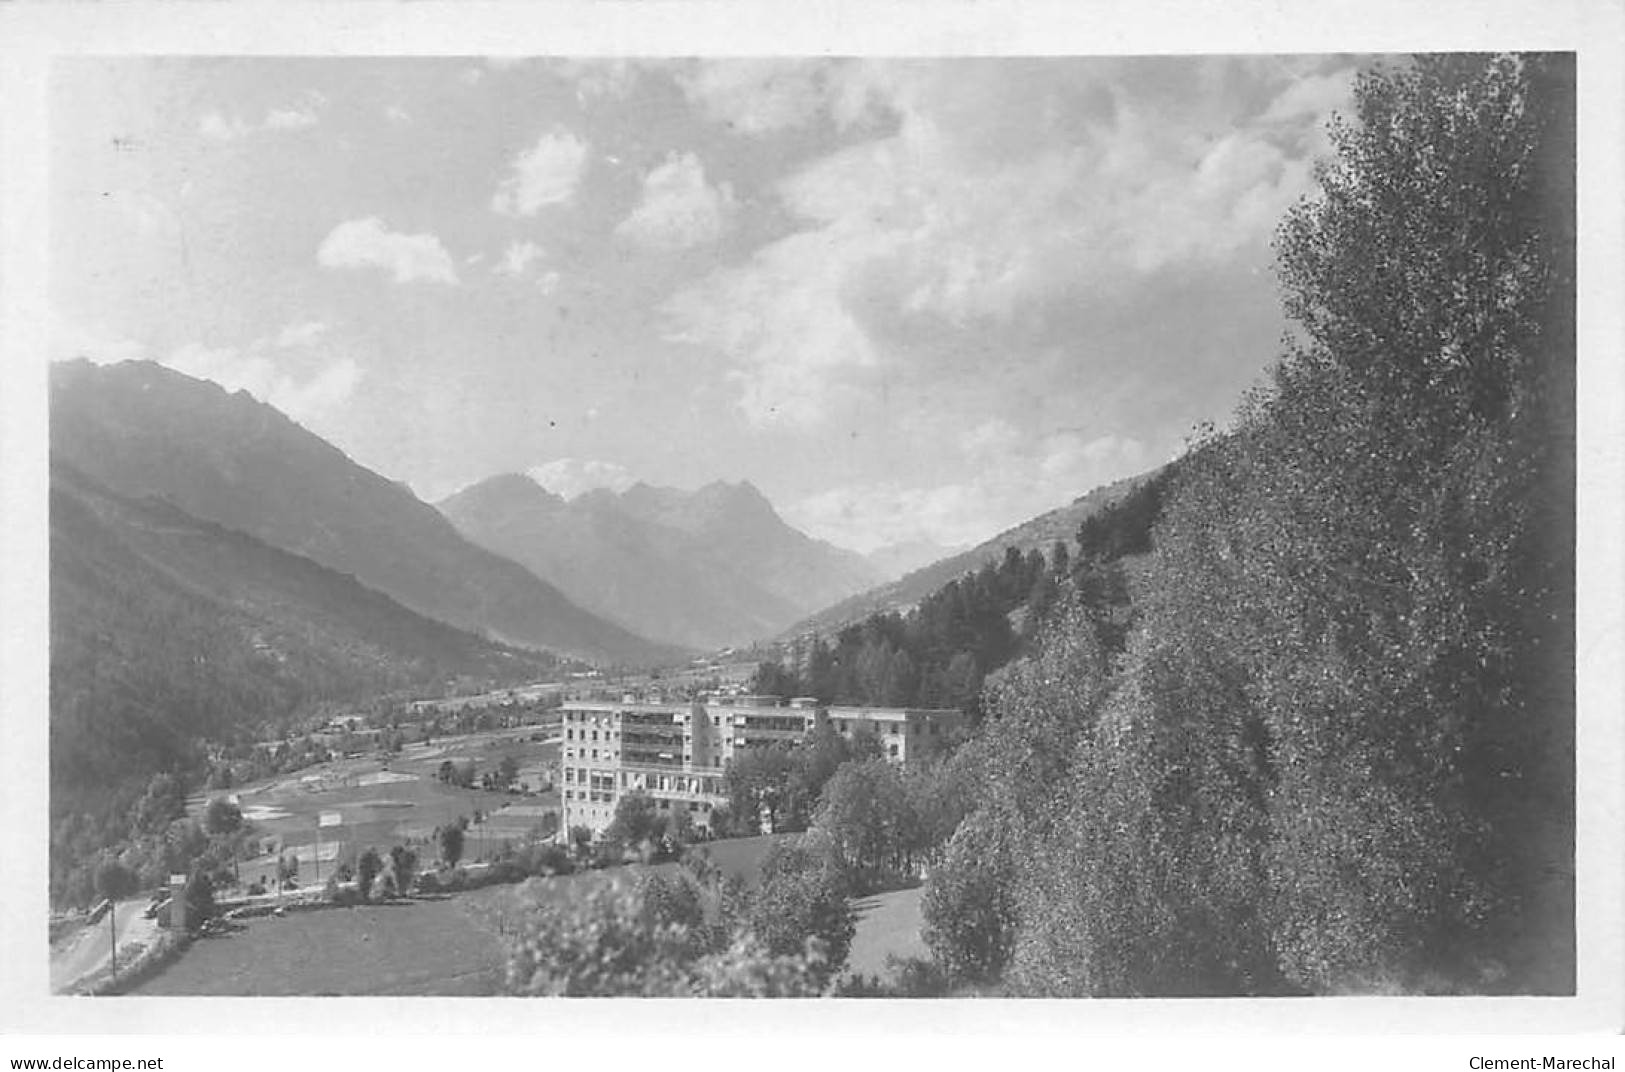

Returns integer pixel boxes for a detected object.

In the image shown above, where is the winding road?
[49,899,162,994]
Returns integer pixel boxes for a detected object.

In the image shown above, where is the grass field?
[129,895,509,996]
[128,835,795,996]
[842,887,928,983]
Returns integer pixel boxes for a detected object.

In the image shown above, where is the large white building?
[559,695,964,836]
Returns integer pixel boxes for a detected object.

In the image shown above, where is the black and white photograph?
[2,0,1622,1061]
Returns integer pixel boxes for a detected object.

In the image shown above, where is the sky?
[50,55,1363,554]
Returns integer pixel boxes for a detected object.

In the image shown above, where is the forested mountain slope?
[51,360,675,665]
[49,460,554,903]
[783,467,1166,641]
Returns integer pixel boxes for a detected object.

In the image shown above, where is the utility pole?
[108,906,117,983]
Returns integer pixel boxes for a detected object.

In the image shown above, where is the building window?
[888,743,899,759]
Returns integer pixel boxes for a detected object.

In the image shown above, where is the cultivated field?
[207,730,562,890]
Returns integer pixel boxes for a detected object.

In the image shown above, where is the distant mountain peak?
[438,470,883,650]
[441,472,565,511]
[695,478,781,515]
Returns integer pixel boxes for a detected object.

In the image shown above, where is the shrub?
[329,884,364,908]
[499,874,824,997]
[357,848,382,901]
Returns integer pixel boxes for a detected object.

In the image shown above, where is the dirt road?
[49,899,162,993]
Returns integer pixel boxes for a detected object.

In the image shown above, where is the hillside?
[50,360,678,666]
[751,462,1180,718]
[49,460,559,895]
[439,475,881,650]
[782,465,1170,641]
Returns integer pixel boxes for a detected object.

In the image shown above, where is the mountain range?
[46,356,1170,898]
[50,359,675,666]
[438,473,883,651]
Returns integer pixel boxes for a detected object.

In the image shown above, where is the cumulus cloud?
[317,217,460,285]
[785,430,1150,553]
[676,60,835,136]
[1261,66,1359,124]
[961,417,1021,462]
[527,458,637,500]
[550,58,646,105]
[491,129,589,216]
[496,240,545,277]
[199,93,325,141]
[662,223,892,427]
[161,321,363,426]
[198,111,254,142]
[273,320,329,349]
[614,152,737,251]
[264,106,319,131]
[662,58,1357,429]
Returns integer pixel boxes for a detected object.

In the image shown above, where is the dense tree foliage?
[437,824,465,869]
[920,593,1111,985]
[603,793,665,859]
[812,760,928,891]
[93,859,138,904]
[182,866,217,929]
[919,808,1018,983]
[743,836,857,987]
[497,870,828,997]
[357,848,383,902]
[754,478,1168,718]
[718,723,883,836]
[920,54,1574,997]
[387,845,418,898]
[203,798,243,837]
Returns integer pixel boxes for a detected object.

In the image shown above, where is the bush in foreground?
[499,875,823,997]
